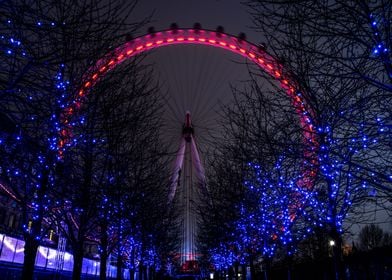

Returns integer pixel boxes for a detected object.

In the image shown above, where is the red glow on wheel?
[59,27,319,224]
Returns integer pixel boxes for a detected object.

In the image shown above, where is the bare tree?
[358,224,392,251]
[242,1,392,278]
[0,0,147,279]
[199,72,322,279]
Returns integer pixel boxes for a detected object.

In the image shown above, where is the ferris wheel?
[59,23,318,191]
[57,23,319,266]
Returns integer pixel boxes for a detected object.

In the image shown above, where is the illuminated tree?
[201,77,324,279]
[0,0,146,279]
[244,1,392,278]
[90,66,173,280]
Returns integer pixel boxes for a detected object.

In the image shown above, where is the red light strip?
[60,28,318,204]
[0,183,19,201]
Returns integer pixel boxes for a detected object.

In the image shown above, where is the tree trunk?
[148,266,153,280]
[330,228,344,280]
[242,264,247,280]
[286,255,293,280]
[100,223,108,280]
[263,258,271,280]
[72,155,91,280]
[234,262,239,280]
[138,263,143,280]
[21,235,39,280]
[250,255,256,280]
[130,269,135,280]
[22,168,49,280]
[143,265,147,280]
[100,253,108,280]
[228,266,234,280]
[117,253,123,280]
[129,246,135,280]
[143,264,147,280]
[72,242,85,280]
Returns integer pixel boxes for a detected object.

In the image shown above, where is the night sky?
[134,0,257,41]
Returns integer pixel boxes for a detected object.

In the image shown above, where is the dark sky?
[134,0,258,42]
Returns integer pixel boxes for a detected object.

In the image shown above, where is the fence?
[0,233,130,279]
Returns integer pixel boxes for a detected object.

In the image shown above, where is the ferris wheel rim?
[58,26,319,198]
